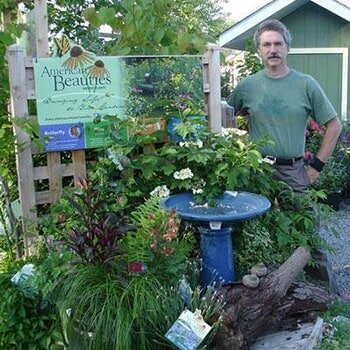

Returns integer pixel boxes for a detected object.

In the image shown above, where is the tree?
[44,0,229,55]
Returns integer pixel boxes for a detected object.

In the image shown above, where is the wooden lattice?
[7,0,222,255]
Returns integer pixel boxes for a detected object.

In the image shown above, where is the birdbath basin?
[161,191,271,287]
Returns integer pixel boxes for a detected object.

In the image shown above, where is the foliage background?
[46,0,229,55]
[0,0,230,252]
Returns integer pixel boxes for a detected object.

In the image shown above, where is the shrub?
[0,258,66,350]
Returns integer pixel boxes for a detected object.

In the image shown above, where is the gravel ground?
[319,198,350,298]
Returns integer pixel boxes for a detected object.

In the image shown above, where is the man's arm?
[307,117,342,183]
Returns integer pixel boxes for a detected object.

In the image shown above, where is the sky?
[223,0,350,21]
[222,0,273,21]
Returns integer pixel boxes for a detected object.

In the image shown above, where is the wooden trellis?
[7,1,222,254]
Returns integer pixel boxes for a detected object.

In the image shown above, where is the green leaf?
[214,163,228,174]
[98,7,116,25]
[113,45,131,56]
[0,166,9,177]
[227,171,237,189]
[82,8,100,27]
[0,32,14,46]
[161,163,176,176]
[160,31,176,46]
[32,138,45,152]
[18,307,26,319]
[154,29,165,43]
[143,167,154,179]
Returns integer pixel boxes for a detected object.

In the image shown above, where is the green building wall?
[281,2,350,121]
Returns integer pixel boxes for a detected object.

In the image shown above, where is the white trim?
[289,47,348,120]
[311,0,350,21]
[290,47,348,54]
[219,0,300,48]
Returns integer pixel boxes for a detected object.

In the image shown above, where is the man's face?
[257,30,289,70]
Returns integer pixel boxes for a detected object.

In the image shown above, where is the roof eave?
[220,0,350,50]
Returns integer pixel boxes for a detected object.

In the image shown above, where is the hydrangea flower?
[150,185,170,198]
[191,179,206,195]
[179,140,203,148]
[192,188,204,194]
[173,168,194,180]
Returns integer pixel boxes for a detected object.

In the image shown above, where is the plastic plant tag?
[165,309,212,350]
[11,263,35,284]
[11,263,38,297]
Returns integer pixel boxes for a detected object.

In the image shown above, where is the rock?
[242,274,260,288]
[251,263,268,277]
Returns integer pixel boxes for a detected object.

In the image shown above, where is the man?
[227,19,342,192]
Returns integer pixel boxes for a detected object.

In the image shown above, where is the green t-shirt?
[227,69,337,158]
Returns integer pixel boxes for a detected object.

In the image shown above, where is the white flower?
[228,128,248,136]
[179,140,203,148]
[191,179,206,195]
[173,168,194,180]
[194,140,203,148]
[221,128,229,136]
[199,179,206,186]
[150,185,170,198]
[235,129,248,136]
[192,188,204,194]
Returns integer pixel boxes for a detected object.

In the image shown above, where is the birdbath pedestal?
[161,191,271,287]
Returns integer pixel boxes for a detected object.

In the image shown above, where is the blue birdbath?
[161,191,271,287]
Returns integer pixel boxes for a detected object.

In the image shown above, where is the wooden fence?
[7,1,222,255]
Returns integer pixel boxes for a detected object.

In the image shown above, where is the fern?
[123,197,196,285]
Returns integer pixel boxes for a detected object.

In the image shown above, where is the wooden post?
[203,44,222,133]
[34,0,86,195]
[7,45,37,255]
[34,0,63,203]
[72,150,87,184]
[34,0,49,57]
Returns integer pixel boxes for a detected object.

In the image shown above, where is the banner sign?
[33,36,204,152]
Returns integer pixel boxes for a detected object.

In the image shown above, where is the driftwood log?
[215,247,334,350]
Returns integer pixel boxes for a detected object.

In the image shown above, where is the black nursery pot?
[341,186,350,200]
[323,192,343,211]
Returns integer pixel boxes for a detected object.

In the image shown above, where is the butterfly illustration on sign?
[53,34,110,78]
[53,35,70,57]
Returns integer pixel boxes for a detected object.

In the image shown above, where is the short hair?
[254,19,292,48]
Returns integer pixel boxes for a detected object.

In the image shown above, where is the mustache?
[268,54,281,59]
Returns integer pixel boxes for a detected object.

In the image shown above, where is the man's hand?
[306,165,320,184]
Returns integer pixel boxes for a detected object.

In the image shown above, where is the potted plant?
[305,119,348,210]
[312,155,347,210]
[163,94,206,141]
[339,123,350,199]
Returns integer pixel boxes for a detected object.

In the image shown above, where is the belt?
[264,156,303,165]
